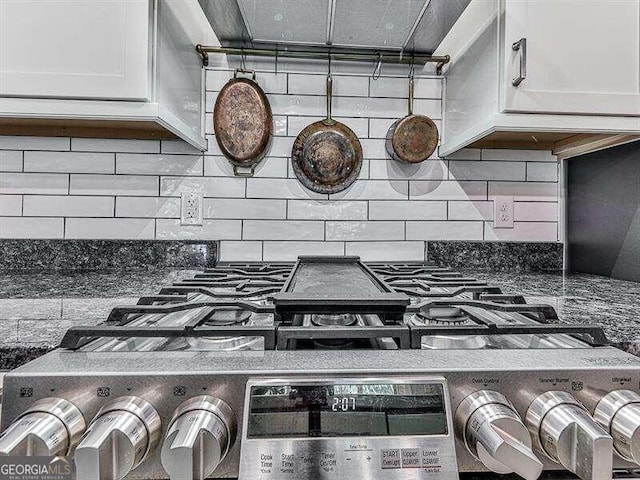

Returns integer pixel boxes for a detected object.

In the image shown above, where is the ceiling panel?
[332,0,428,49]
[236,0,330,45]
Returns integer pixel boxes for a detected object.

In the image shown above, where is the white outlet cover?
[493,195,514,229]
[181,192,203,226]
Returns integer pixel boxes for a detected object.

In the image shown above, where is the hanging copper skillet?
[214,68,272,177]
[292,74,362,194]
[385,73,439,163]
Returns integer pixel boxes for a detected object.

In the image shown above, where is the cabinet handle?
[512,37,527,87]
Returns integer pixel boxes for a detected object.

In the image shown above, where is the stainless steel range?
[1,256,640,480]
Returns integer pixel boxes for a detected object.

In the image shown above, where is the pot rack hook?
[274,48,278,75]
[408,55,415,79]
[327,51,332,77]
[372,53,382,80]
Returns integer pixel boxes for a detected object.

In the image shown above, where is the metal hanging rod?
[195,45,450,75]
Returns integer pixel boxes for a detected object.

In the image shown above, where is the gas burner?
[311,313,358,327]
[204,308,252,326]
[414,306,470,325]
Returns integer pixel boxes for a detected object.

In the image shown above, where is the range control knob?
[0,397,85,457]
[74,396,161,480]
[455,390,543,480]
[161,396,237,480]
[593,390,640,465]
[526,391,613,480]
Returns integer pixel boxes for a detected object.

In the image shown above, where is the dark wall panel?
[568,141,640,282]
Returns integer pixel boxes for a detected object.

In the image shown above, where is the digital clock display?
[247,382,447,438]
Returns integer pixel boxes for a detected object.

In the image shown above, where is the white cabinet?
[437,0,640,158]
[502,0,640,116]
[0,0,215,149]
[0,0,151,100]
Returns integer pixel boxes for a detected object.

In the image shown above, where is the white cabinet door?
[0,0,152,100]
[501,0,640,116]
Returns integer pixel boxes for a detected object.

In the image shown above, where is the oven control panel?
[238,377,458,480]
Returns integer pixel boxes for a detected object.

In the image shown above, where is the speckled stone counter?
[0,269,638,370]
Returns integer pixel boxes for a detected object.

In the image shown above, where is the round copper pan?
[292,75,362,194]
[385,76,439,164]
[213,69,272,176]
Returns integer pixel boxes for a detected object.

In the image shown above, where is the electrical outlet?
[181,192,203,226]
[493,195,514,229]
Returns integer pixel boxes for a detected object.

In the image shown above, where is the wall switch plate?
[493,195,514,229]
[181,192,203,225]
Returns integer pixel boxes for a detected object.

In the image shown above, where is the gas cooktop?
[1,256,639,480]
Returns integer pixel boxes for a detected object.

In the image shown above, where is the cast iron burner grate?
[59,257,610,351]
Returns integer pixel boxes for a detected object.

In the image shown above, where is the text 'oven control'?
[74,396,161,480]
[0,397,86,457]
[594,390,640,466]
[455,390,543,480]
[526,391,613,480]
[161,395,237,480]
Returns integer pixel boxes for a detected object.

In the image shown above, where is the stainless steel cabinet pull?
[512,37,527,87]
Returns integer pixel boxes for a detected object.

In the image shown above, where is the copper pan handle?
[324,74,336,126]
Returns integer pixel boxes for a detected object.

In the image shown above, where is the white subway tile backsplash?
[156,219,241,240]
[0,217,63,238]
[0,136,69,151]
[288,200,367,220]
[0,195,22,216]
[407,221,484,240]
[484,222,558,241]
[244,220,324,240]
[330,180,408,200]
[0,173,68,195]
[204,156,288,178]
[72,138,159,153]
[527,162,559,182]
[206,70,287,94]
[0,66,560,245]
[369,159,447,181]
[488,182,557,202]
[410,180,486,201]
[219,241,263,262]
[449,161,526,181]
[115,197,180,218]
[448,201,494,221]
[23,195,113,217]
[482,149,556,162]
[369,201,447,221]
[246,178,326,200]
[514,202,558,222]
[369,77,442,99]
[345,241,424,261]
[160,140,202,154]
[263,241,344,261]
[326,221,405,241]
[71,174,158,196]
[116,154,203,176]
[444,148,481,160]
[160,176,244,198]
[0,151,22,171]
[204,199,286,219]
[66,218,155,239]
[288,74,368,97]
[287,116,368,138]
[24,151,114,174]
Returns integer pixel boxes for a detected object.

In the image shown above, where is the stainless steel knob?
[594,390,640,465]
[455,390,542,480]
[161,396,237,480]
[0,397,85,457]
[526,391,613,480]
[74,396,161,480]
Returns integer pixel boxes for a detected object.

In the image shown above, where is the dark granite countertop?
[0,269,638,370]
